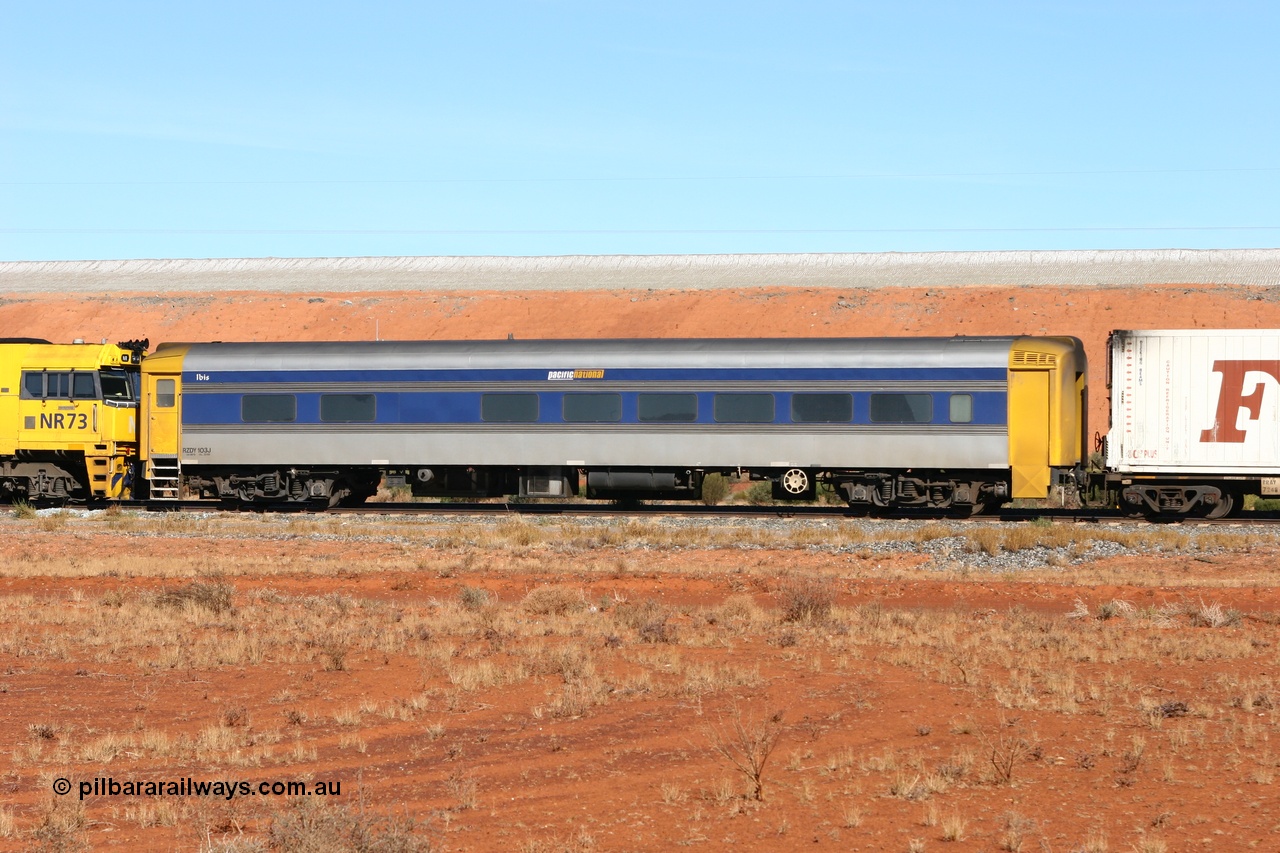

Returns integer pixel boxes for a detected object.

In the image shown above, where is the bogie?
[836,472,1008,514]
[188,468,381,506]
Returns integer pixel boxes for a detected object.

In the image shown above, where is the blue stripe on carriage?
[182,390,1008,426]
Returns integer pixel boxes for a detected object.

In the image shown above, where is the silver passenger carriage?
[150,335,1085,512]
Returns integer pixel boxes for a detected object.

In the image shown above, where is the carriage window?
[242,394,296,423]
[563,393,621,423]
[320,393,375,423]
[949,394,973,424]
[713,393,774,423]
[72,373,98,399]
[638,393,697,423]
[155,379,176,408]
[791,393,853,423]
[870,393,933,423]
[482,393,539,423]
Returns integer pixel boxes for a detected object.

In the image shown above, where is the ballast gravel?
[43,507,1280,574]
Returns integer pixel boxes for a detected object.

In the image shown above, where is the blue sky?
[2,1,1277,261]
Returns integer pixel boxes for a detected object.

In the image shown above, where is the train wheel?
[949,501,989,518]
[326,479,351,508]
[779,468,811,497]
[1203,493,1236,520]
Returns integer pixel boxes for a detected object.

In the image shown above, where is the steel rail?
[103,499,1280,525]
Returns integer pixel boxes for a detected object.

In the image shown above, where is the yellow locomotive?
[0,338,146,501]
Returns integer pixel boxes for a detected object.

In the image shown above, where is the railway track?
[107,499,1280,526]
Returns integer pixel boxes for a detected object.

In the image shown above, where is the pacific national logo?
[547,369,605,381]
[1201,360,1280,443]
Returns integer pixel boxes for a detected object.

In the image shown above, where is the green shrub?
[743,482,774,505]
[816,482,842,504]
[700,473,730,506]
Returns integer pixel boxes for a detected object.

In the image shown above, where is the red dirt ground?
[2,514,1280,852]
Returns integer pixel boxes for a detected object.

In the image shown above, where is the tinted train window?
[21,372,97,399]
[100,370,134,401]
[320,393,375,423]
[713,393,774,423]
[72,373,97,399]
[482,393,539,423]
[46,373,71,399]
[638,393,697,423]
[791,393,853,423]
[22,372,43,398]
[155,379,176,408]
[242,394,296,423]
[870,393,933,423]
[563,393,621,423]
[949,394,973,424]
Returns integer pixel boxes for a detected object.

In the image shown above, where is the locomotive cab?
[0,339,145,501]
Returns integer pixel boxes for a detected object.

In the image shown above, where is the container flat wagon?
[1104,329,1280,517]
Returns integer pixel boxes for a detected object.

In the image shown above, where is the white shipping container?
[1106,330,1280,478]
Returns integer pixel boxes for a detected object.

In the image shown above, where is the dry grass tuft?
[1188,600,1242,628]
[1095,599,1135,621]
[614,599,676,644]
[999,811,1037,852]
[458,586,493,611]
[716,594,764,628]
[940,810,967,841]
[154,577,234,614]
[267,796,435,851]
[776,575,835,623]
[522,585,587,616]
[31,794,88,852]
